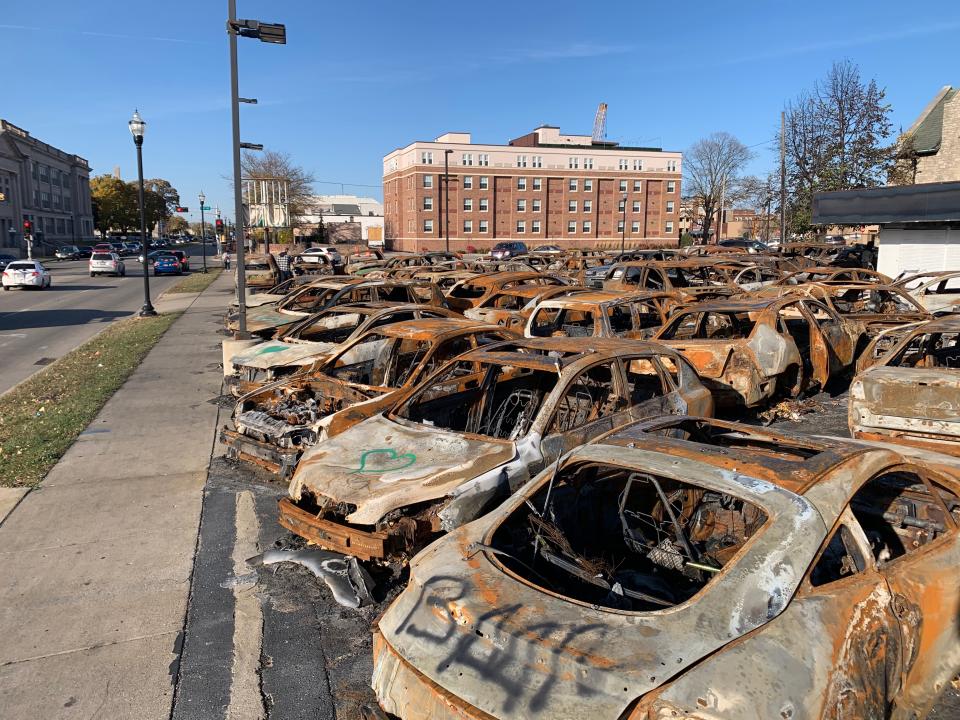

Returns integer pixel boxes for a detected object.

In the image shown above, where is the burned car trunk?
[279,338,713,561]
[370,416,960,720]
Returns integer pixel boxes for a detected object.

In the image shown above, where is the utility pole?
[443,149,452,253]
[228,0,247,335]
[717,176,726,244]
[780,110,787,245]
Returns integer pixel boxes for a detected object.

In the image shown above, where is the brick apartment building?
[383,126,681,252]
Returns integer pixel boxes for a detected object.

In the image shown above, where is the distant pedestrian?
[276,249,292,281]
[223,253,231,271]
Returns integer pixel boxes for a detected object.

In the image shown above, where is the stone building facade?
[894,86,960,185]
[0,119,94,254]
[383,126,682,253]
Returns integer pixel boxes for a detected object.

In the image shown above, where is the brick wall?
[917,93,960,184]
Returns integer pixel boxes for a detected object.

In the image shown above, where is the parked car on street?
[490,241,528,260]
[75,246,93,258]
[0,253,19,271]
[54,245,82,260]
[2,259,52,290]
[89,252,125,277]
[300,246,343,267]
[93,243,114,253]
[152,254,182,276]
[368,415,960,720]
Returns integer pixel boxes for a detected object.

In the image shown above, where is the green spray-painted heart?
[254,344,291,355]
[351,448,417,475]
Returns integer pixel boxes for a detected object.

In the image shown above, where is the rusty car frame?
[279,338,713,561]
[445,272,572,313]
[462,284,586,330]
[368,415,960,720]
[523,290,679,340]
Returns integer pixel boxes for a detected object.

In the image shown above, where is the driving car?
[89,252,126,277]
[279,338,713,559]
[170,249,190,272]
[54,245,82,260]
[93,243,114,253]
[75,247,93,259]
[368,415,960,720]
[2,259,51,290]
[0,253,19,271]
[152,254,182,276]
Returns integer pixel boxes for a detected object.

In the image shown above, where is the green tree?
[90,175,137,235]
[165,215,188,234]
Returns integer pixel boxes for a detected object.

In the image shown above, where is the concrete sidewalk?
[0,272,234,719]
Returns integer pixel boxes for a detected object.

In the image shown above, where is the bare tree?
[684,132,752,243]
[889,134,920,185]
[240,150,315,225]
[782,60,893,234]
[739,174,779,241]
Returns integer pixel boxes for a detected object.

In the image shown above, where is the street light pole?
[228,0,247,335]
[198,190,208,273]
[620,192,627,255]
[129,110,156,317]
[443,149,452,253]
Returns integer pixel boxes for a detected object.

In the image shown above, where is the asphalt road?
[0,245,214,395]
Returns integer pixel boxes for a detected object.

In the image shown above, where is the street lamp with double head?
[128,110,156,317]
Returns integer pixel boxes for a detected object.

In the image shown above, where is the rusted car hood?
[290,415,516,525]
[245,307,305,333]
[852,366,960,430]
[375,445,824,720]
[244,292,285,308]
[231,340,336,369]
[657,339,739,378]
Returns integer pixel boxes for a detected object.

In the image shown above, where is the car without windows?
[893,271,960,314]
[581,250,674,288]
[771,265,892,287]
[234,274,329,310]
[850,315,960,457]
[279,338,713,560]
[224,279,447,337]
[222,318,517,476]
[410,268,479,292]
[363,252,463,279]
[236,253,280,292]
[445,271,571,313]
[652,295,862,408]
[525,290,680,340]
[224,302,461,396]
[462,284,586,330]
[600,259,746,302]
[368,415,960,720]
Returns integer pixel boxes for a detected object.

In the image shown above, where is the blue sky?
[2,1,958,223]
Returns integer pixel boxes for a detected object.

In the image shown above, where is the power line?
[313,179,381,189]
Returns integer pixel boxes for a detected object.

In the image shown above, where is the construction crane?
[592,102,608,143]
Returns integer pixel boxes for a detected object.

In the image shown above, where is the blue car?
[153,254,182,276]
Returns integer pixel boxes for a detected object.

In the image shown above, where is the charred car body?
[279,338,713,561]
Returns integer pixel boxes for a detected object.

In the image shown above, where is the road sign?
[201,205,211,211]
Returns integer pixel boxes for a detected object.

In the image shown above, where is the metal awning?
[812,182,960,225]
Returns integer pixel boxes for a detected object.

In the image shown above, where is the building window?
[463,198,473,211]
[633,180,641,192]
[619,180,627,192]
[516,220,526,234]
[517,199,526,212]
[532,155,543,168]
[478,153,489,166]
[421,151,434,164]
[619,159,628,170]
[532,177,542,191]
[479,176,489,189]
[532,198,541,212]
[667,180,676,193]
[568,157,579,169]
[463,176,473,189]
[423,197,433,210]
[531,219,541,233]
[462,153,474,166]
[633,159,643,171]
[517,177,526,190]
[582,220,592,233]
[584,178,593,191]
[632,200,641,213]
[568,200,577,213]
[567,220,576,233]
[423,175,433,188]
[479,198,489,211]
[567,178,577,192]
[479,219,488,233]
[584,199,593,213]
[631,221,640,233]
[666,200,675,213]
[618,219,625,232]
[423,219,434,233]
[666,221,675,233]
[517,155,528,168]
[667,160,678,172]
[464,219,473,233]
[618,198,626,212]
[584,157,594,169]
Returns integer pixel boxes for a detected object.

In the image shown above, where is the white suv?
[299,246,342,266]
[90,252,126,277]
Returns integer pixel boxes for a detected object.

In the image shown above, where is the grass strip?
[166,267,223,294]
[0,313,181,487]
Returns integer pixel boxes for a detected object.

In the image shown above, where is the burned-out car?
[462,284,583,330]
[445,272,571,312]
[224,303,460,396]
[279,338,713,560]
[772,265,892,286]
[524,290,677,339]
[236,253,279,292]
[600,259,744,302]
[225,279,447,337]
[893,271,960,314]
[370,416,960,720]
[222,318,515,476]
[653,295,861,407]
[851,315,960,456]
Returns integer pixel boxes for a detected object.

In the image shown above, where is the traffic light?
[22,220,32,234]
[175,206,189,213]
[215,219,224,233]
